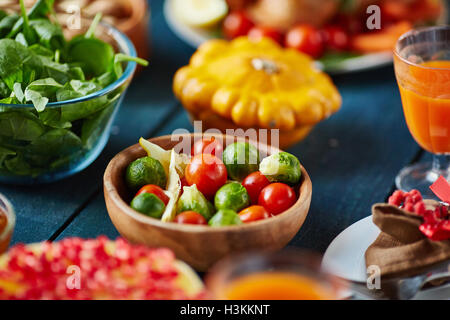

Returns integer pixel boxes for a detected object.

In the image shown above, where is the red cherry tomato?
[192,137,223,159]
[135,184,169,205]
[185,154,227,199]
[239,205,270,223]
[322,26,350,51]
[174,211,208,225]
[223,11,254,39]
[258,183,296,215]
[242,171,270,204]
[247,26,283,44]
[285,24,325,58]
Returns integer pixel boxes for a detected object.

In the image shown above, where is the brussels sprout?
[208,209,243,227]
[222,142,260,181]
[125,156,167,192]
[177,184,214,221]
[259,152,301,184]
[130,193,165,219]
[215,182,250,212]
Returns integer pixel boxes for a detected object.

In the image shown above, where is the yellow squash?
[173,37,342,148]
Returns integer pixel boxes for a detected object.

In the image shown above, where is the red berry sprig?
[388,190,450,241]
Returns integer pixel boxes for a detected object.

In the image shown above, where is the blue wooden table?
[1,0,427,254]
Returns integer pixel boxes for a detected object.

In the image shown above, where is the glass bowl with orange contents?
[0,193,15,255]
[205,249,346,300]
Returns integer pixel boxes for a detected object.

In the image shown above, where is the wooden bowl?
[104,134,312,271]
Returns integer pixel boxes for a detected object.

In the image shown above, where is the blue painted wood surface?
[2,0,431,254]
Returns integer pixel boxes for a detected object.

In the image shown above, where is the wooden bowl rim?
[104,133,312,234]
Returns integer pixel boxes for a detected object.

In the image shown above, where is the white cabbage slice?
[139,137,189,179]
[161,150,182,222]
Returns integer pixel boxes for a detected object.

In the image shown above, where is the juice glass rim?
[0,193,15,244]
[394,25,450,71]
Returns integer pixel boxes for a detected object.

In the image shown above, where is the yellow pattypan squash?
[173,37,341,131]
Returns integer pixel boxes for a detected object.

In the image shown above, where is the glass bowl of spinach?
[0,0,148,184]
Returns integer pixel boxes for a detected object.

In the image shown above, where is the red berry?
[404,203,414,213]
[414,202,426,215]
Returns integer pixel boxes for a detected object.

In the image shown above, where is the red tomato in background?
[285,24,324,58]
[322,26,350,51]
[135,185,169,205]
[247,26,283,44]
[334,14,364,35]
[242,171,270,204]
[192,137,223,159]
[174,211,207,225]
[185,154,227,199]
[239,205,270,223]
[258,183,296,215]
[223,11,254,39]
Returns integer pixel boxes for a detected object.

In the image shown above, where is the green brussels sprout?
[130,193,165,219]
[259,152,301,184]
[208,209,243,227]
[125,156,167,191]
[222,142,260,181]
[177,184,214,221]
[215,182,250,212]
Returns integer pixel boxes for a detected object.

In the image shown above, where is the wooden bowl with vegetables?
[104,133,312,271]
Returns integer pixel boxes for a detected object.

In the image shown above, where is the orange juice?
[0,210,9,254]
[397,60,450,154]
[223,272,336,300]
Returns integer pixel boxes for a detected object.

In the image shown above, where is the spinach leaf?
[38,108,71,129]
[27,128,82,156]
[29,19,65,50]
[0,111,45,141]
[13,82,25,103]
[0,14,19,38]
[0,39,31,80]
[4,155,33,176]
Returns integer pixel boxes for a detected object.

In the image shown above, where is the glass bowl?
[0,23,138,185]
[0,193,15,254]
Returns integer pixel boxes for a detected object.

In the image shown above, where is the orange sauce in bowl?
[398,60,450,154]
[223,272,336,300]
[0,210,9,254]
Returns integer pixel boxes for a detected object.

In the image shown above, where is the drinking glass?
[205,250,345,300]
[0,193,15,254]
[394,26,450,195]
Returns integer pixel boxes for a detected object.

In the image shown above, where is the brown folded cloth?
[365,200,450,279]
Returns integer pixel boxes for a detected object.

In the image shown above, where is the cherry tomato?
[285,24,324,58]
[223,11,254,39]
[258,183,296,215]
[239,205,270,223]
[247,26,283,44]
[192,137,223,159]
[185,154,227,199]
[322,26,349,51]
[135,184,169,205]
[174,211,207,225]
[242,171,270,204]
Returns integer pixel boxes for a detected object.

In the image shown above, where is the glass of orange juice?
[0,193,15,255]
[205,250,345,300]
[394,26,450,195]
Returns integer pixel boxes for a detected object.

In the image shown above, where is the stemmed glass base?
[395,155,450,199]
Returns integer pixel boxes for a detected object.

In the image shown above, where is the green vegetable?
[222,142,260,181]
[125,156,167,191]
[208,209,243,227]
[0,3,148,178]
[131,193,165,219]
[177,184,214,221]
[259,152,302,184]
[214,182,250,212]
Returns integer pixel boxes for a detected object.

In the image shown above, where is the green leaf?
[13,82,25,103]
[29,19,65,50]
[0,39,31,80]
[4,155,33,176]
[0,79,10,98]
[15,32,28,46]
[24,89,48,112]
[38,108,71,128]
[0,111,45,141]
[60,94,108,122]
[0,14,19,38]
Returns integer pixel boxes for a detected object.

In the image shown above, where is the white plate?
[164,0,448,75]
[322,215,450,300]
[164,0,391,74]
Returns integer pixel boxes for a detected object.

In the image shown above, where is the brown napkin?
[365,200,450,279]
